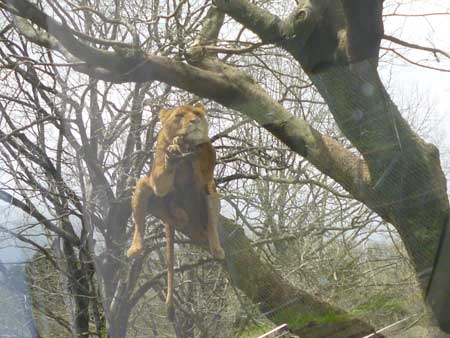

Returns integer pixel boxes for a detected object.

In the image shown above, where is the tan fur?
[127,103,225,320]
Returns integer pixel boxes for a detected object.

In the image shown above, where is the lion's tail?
[165,221,175,321]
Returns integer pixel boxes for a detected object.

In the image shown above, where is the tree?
[0,0,448,337]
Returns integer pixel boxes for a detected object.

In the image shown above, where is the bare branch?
[383,34,450,62]
[0,189,80,245]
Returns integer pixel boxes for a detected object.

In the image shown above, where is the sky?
[381,0,450,154]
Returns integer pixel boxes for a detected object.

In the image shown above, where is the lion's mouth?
[175,128,206,142]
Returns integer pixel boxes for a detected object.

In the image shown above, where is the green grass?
[232,324,271,338]
[352,293,406,317]
[271,307,349,331]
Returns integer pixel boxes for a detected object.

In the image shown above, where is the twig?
[361,315,414,338]
[382,47,450,72]
[383,34,450,61]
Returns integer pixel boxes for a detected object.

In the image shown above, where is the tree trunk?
[310,63,449,289]
[63,239,90,338]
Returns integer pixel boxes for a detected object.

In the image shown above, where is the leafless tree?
[0,0,449,337]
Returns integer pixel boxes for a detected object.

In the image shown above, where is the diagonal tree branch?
[383,34,450,61]
[0,189,81,245]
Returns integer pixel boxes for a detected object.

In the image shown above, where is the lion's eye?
[175,113,184,120]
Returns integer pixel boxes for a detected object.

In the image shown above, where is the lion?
[127,102,225,320]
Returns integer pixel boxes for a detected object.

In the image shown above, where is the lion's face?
[159,103,209,145]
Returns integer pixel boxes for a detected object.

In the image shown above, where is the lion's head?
[159,103,209,146]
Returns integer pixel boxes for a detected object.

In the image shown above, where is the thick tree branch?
[212,0,284,43]
[6,0,119,65]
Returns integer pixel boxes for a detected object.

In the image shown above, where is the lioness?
[127,102,225,320]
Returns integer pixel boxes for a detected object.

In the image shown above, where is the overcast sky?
[381,0,450,157]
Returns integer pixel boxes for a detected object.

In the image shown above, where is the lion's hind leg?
[206,190,225,260]
[127,177,153,257]
[194,143,225,260]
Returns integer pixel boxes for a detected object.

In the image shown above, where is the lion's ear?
[159,109,171,124]
[193,102,206,115]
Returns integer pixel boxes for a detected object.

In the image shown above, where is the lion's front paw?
[127,244,143,257]
[166,143,182,156]
[165,140,184,166]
